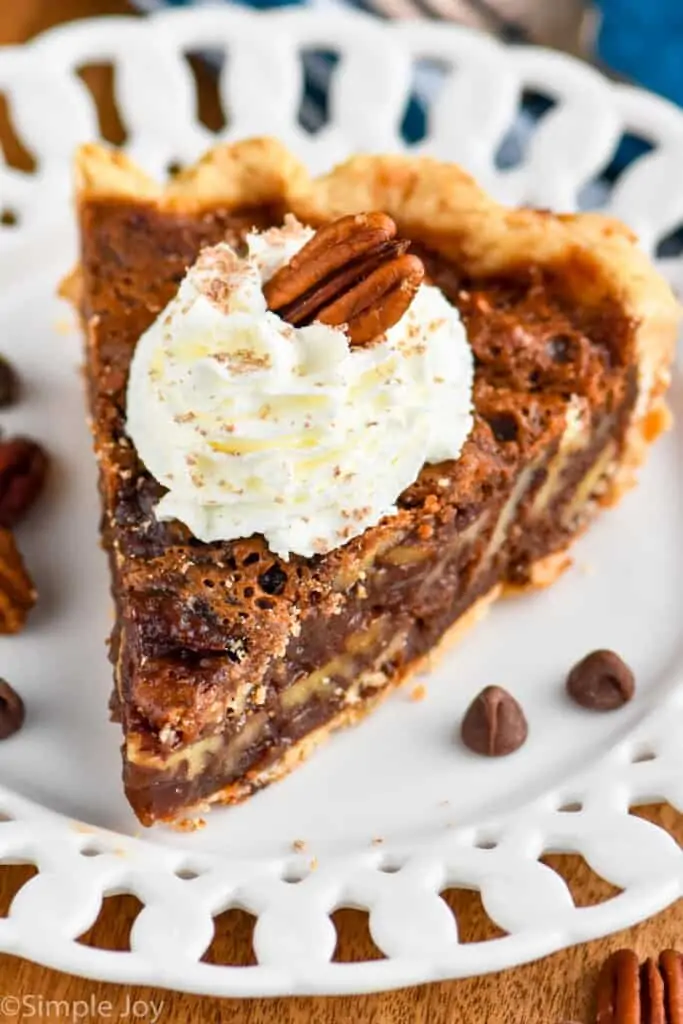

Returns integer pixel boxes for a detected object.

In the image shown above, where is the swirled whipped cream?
[126,216,474,559]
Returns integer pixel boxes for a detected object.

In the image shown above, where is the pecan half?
[263,212,424,345]
[641,958,666,1024]
[661,950,683,1024]
[0,527,36,634]
[0,437,48,528]
[596,949,640,1024]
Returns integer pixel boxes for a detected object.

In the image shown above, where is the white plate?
[0,5,682,998]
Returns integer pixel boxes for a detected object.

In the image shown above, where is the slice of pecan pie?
[71,138,679,825]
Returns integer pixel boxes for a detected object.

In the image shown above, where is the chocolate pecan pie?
[70,138,679,825]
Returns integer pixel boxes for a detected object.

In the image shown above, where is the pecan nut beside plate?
[641,957,666,1024]
[0,527,36,634]
[595,948,683,1024]
[660,950,683,1024]
[596,949,640,1024]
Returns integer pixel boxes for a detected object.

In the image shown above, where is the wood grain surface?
[0,3,681,1021]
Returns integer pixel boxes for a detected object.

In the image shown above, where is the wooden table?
[1,3,681,1020]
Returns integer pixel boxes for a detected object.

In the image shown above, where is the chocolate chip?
[460,685,528,756]
[0,356,19,409]
[0,679,25,739]
[258,563,287,596]
[566,649,635,710]
[487,412,518,443]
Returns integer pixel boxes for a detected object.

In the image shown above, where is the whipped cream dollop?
[126,216,474,559]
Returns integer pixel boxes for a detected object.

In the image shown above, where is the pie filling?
[119,397,631,822]
[80,199,646,824]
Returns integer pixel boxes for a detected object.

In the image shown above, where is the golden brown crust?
[75,138,309,212]
[502,549,574,594]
